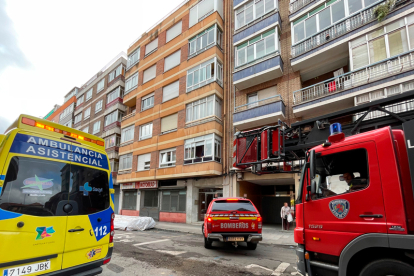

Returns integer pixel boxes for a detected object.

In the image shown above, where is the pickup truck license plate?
[3,261,51,276]
[227,237,244,241]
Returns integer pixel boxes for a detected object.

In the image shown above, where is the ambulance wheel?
[359,259,414,276]
[247,242,257,250]
[204,237,213,249]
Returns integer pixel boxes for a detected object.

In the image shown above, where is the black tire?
[204,237,213,249]
[359,259,414,276]
[202,224,205,235]
[247,242,258,250]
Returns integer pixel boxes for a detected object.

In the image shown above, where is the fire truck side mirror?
[309,149,316,180]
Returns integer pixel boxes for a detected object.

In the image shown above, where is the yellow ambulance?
[0,115,115,276]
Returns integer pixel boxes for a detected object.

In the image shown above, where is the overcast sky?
[0,0,185,133]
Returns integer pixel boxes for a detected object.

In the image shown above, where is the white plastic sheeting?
[114,215,156,231]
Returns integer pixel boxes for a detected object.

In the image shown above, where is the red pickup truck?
[202,197,262,250]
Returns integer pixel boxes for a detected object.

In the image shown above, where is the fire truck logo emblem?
[329,199,350,219]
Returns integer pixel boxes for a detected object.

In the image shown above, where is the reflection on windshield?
[211,201,256,212]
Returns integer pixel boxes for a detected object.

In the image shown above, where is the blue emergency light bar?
[330,123,342,135]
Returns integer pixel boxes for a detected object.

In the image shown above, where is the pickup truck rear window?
[211,200,256,212]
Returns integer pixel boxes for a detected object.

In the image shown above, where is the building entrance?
[198,188,223,221]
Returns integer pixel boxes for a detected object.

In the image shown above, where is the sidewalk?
[153,221,296,246]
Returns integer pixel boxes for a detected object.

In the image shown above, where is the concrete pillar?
[119,189,123,213]
[136,189,141,213]
[233,178,240,197]
[186,179,198,223]
[222,175,230,197]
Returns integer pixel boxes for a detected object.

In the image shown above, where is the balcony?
[234,11,281,43]
[104,99,126,115]
[233,95,285,130]
[292,51,414,117]
[290,0,317,14]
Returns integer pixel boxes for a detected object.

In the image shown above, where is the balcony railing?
[293,51,414,105]
[290,0,316,14]
[291,1,385,58]
[235,94,283,113]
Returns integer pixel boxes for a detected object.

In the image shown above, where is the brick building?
[46,87,78,126]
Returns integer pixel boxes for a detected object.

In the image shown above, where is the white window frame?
[145,38,158,56]
[189,24,223,57]
[107,86,124,104]
[186,94,222,123]
[139,122,153,140]
[95,100,103,114]
[86,88,93,101]
[189,0,224,28]
[119,153,133,171]
[104,110,124,127]
[137,153,151,171]
[121,125,135,143]
[59,103,74,121]
[74,113,82,124]
[166,21,182,43]
[184,133,222,164]
[108,64,125,82]
[125,72,139,94]
[93,121,101,134]
[105,134,121,149]
[159,148,176,168]
[76,95,84,106]
[84,107,91,119]
[235,0,278,30]
[97,79,105,93]
[82,126,89,133]
[186,57,223,92]
[127,47,140,68]
[142,93,155,111]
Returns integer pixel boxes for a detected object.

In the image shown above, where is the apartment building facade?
[118,0,231,223]
[73,53,127,214]
[46,87,78,126]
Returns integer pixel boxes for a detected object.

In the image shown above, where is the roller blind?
[145,38,158,55]
[166,21,182,42]
[138,153,151,171]
[163,81,179,102]
[161,113,178,133]
[143,65,156,83]
[258,86,277,100]
[164,50,181,72]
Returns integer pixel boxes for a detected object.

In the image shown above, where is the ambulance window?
[0,157,70,216]
[313,148,369,199]
[211,200,257,212]
[69,164,109,215]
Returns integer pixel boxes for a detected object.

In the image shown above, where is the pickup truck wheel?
[247,242,257,250]
[204,237,213,249]
[359,259,414,276]
[202,224,205,236]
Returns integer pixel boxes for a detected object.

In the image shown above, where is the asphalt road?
[102,229,299,276]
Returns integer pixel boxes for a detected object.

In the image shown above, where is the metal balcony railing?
[291,1,385,58]
[235,94,284,113]
[289,0,316,14]
[293,51,414,105]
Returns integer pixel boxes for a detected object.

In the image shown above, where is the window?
[184,134,221,164]
[138,153,151,171]
[93,121,101,134]
[108,64,124,82]
[312,148,369,199]
[85,88,93,101]
[122,190,137,210]
[97,79,105,93]
[104,110,124,127]
[161,113,178,134]
[121,125,135,143]
[139,122,153,140]
[142,93,155,111]
[164,50,181,72]
[95,100,103,113]
[127,48,140,68]
[161,191,186,212]
[125,72,138,94]
[350,17,414,70]
[212,200,256,212]
[189,0,223,27]
[82,126,89,133]
[84,107,91,119]
[64,88,77,103]
[160,148,176,168]
[119,153,133,171]
[110,161,119,172]
[235,28,277,67]
[145,38,158,56]
[63,121,72,128]
[189,24,223,57]
[186,94,222,122]
[76,95,84,106]
[167,21,182,43]
[105,134,120,149]
[143,65,156,83]
[74,113,82,124]
[144,190,158,207]
[235,0,277,30]
[186,57,223,92]
[59,103,74,121]
[107,87,124,104]
[248,93,259,108]
[163,81,179,102]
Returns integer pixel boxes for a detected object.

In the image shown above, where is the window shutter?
[258,86,277,100]
[143,65,156,83]
[166,21,182,42]
[198,0,214,19]
[145,38,158,55]
[189,6,198,27]
[162,81,179,102]
[138,153,151,171]
[161,113,178,133]
[164,50,181,72]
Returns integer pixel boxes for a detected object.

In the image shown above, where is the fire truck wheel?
[359,259,414,276]
[204,237,213,249]
[247,242,258,250]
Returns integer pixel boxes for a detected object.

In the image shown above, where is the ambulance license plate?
[227,237,244,241]
[3,261,51,276]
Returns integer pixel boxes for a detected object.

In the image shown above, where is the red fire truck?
[234,91,414,276]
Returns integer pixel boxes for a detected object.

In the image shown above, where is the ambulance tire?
[247,242,257,250]
[204,237,213,249]
[359,259,414,276]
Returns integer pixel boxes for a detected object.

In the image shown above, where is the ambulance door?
[62,146,112,269]
[0,155,70,275]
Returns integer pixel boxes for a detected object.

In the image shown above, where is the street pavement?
[102,228,299,276]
